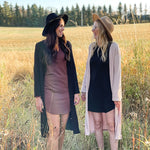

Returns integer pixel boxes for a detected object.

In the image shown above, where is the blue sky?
[0,0,150,13]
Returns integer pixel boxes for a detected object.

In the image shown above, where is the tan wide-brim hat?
[92,13,114,41]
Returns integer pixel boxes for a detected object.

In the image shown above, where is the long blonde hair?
[92,20,109,62]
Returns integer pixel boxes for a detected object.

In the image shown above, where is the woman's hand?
[74,94,80,105]
[81,92,86,101]
[114,101,120,111]
[35,97,44,112]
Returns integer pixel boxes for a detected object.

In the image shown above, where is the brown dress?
[44,48,70,114]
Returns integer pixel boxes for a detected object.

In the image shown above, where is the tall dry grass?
[0,23,150,149]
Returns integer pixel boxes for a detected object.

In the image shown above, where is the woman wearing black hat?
[34,13,80,150]
[81,14,122,150]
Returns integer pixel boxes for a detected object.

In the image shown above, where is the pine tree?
[140,3,142,23]
[128,4,132,23]
[133,4,138,22]
[92,5,96,13]
[118,2,122,19]
[144,4,148,22]
[0,5,3,25]
[3,1,10,26]
[70,6,76,26]
[97,6,102,17]
[82,5,86,26]
[65,6,70,15]
[21,6,26,26]
[26,5,32,26]
[9,4,14,26]
[31,4,39,26]
[123,4,127,23]
[38,6,45,27]
[87,4,92,25]
[103,5,107,15]
[60,7,64,14]
[108,5,112,16]
[15,4,21,26]
[75,4,81,26]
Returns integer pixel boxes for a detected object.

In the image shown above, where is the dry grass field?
[0,23,150,149]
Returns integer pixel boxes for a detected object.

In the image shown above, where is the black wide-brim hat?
[42,13,68,36]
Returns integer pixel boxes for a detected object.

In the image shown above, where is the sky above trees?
[0,0,150,14]
[0,1,149,27]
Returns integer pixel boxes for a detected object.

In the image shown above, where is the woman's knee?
[94,120,103,130]
[107,122,115,132]
[49,124,60,139]
[60,127,65,136]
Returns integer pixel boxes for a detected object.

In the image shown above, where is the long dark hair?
[44,19,70,65]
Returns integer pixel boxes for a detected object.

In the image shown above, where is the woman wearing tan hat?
[81,14,122,150]
[34,13,80,150]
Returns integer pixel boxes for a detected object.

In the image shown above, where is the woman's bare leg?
[59,113,69,150]
[106,109,118,150]
[91,112,104,150]
[46,112,60,150]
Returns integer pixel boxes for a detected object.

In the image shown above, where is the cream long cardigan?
[81,42,122,140]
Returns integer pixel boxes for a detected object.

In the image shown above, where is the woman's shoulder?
[89,42,96,49]
[110,42,119,48]
[35,40,46,54]
[66,40,72,48]
[89,42,96,53]
[110,42,120,54]
[35,40,45,48]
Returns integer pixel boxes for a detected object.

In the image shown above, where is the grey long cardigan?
[81,42,122,140]
[34,40,80,137]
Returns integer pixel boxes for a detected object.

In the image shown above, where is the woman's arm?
[110,43,122,102]
[34,44,41,97]
[67,41,80,94]
[34,43,44,112]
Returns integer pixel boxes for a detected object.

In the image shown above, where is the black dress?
[88,45,115,113]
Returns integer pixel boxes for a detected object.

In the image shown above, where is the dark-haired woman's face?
[56,19,65,38]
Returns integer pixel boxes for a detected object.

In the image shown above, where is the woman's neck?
[97,41,102,48]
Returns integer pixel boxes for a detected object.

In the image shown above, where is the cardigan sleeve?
[81,58,88,93]
[34,43,41,97]
[110,43,122,101]
[81,43,93,93]
[67,41,80,94]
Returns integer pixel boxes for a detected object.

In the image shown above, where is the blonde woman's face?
[92,21,99,39]
[56,19,65,37]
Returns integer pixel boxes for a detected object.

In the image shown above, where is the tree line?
[0,1,149,27]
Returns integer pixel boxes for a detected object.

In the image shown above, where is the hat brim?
[92,14,113,41]
[42,14,68,36]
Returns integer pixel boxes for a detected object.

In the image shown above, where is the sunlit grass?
[0,23,150,149]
